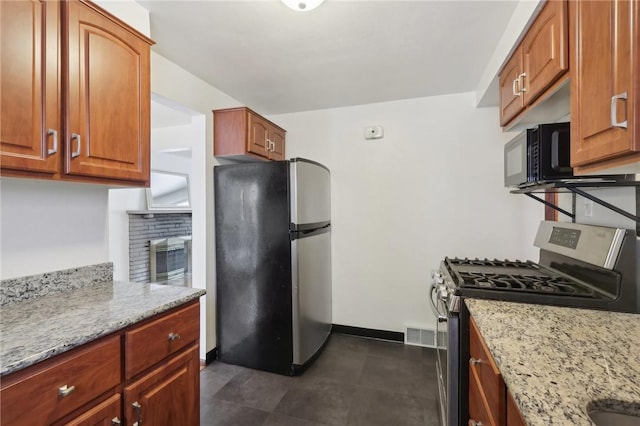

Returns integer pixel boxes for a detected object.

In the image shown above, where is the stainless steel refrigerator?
[214,158,332,375]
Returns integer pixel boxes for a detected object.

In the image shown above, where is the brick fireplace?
[128,213,192,283]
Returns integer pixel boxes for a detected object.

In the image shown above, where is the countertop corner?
[465,298,640,426]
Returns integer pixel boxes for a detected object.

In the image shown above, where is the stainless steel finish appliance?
[214,158,332,375]
[431,220,639,426]
[504,122,572,188]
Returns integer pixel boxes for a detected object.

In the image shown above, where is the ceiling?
[137,0,519,115]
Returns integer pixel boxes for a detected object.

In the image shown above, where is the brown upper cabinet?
[0,0,153,186]
[569,0,640,173]
[499,0,568,127]
[214,107,286,162]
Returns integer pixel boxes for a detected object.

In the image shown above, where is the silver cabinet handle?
[47,129,58,155]
[132,401,142,426]
[168,332,181,341]
[470,421,483,426]
[58,384,76,397]
[270,140,275,151]
[611,92,628,128]
[71,133,81,158]
[111,418,122,425]
[470,357,482,366]
[512,78,521,96]
[266,139,274,152]
[518,72,527,92]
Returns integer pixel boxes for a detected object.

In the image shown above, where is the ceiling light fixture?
[281,0,325,12]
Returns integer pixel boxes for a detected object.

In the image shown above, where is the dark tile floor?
[200,334,440,426]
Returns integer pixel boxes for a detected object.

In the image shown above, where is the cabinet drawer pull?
[47,129,58,155]
[512,78,521,96]
[611,92,628,128]
[518,72,527,92]
[111,417,122,425]
[469,357,482,366]
[71,133,82,158]
[168,332,181,341]
[58,384,76,397]
[132,401,142,426]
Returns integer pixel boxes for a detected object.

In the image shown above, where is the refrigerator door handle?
[291,225,331,241]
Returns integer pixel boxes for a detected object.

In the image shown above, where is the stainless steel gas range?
[430,220,639,426]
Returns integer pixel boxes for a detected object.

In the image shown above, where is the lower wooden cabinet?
[124,345,199,426]
[469,316,525,426]
[63,394,122,426]
[0,301,200,426]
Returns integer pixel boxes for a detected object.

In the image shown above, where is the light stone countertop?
[465,299,640,426]
[0,281,205,376]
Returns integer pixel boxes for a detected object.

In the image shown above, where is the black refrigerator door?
[214,161,294,375]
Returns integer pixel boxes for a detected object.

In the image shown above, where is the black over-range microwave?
[504,122,572,188]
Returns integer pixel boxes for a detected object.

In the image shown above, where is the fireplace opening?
[149,236,192,282]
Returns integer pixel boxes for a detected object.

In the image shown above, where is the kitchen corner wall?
[270,93,542,333]
[0,179,110,279]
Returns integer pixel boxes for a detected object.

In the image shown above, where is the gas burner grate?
[457,272,597,297]
[448,257,531,268]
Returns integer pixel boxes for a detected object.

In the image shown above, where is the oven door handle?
[429,284,448,323]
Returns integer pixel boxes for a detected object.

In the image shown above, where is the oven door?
[430,284,459,426]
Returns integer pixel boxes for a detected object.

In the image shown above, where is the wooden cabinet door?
[268,127,286,161]
[65,0,150,183]
[124,345,199,426]
[522,0,568,105]
[62,394,122,426]
[570,0,638,167]
[247,112,270,158]
[499,48,524,126]
[0,0,60,174]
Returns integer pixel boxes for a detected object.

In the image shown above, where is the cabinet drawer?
[61,393,122,426]
[0,335,121,426]
[125,302,199,379]
[469,317,505,425]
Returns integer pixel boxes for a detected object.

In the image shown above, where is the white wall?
[0,179,110,279]
[270,92,542,332]
[150,52,242,357]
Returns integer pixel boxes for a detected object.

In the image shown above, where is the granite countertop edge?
[0,281,206,376]
[465,298,640,426]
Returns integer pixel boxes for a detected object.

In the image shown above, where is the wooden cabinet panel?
[61,393,122,426]
[506,391,526,426]
[124,345,200,426]
[214,106,286,161]
[0,336,121,426]
[248,112,271,157]
[125,301,199,379]
[522,0,568,105]
[499,49,524,126]
[570,0,639,169]
[65,0,150,183]
[499,0,568,128]
[470,317,505,425]
[268,126,286,161]
[0,0,60,174]
[469,366,495,426]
